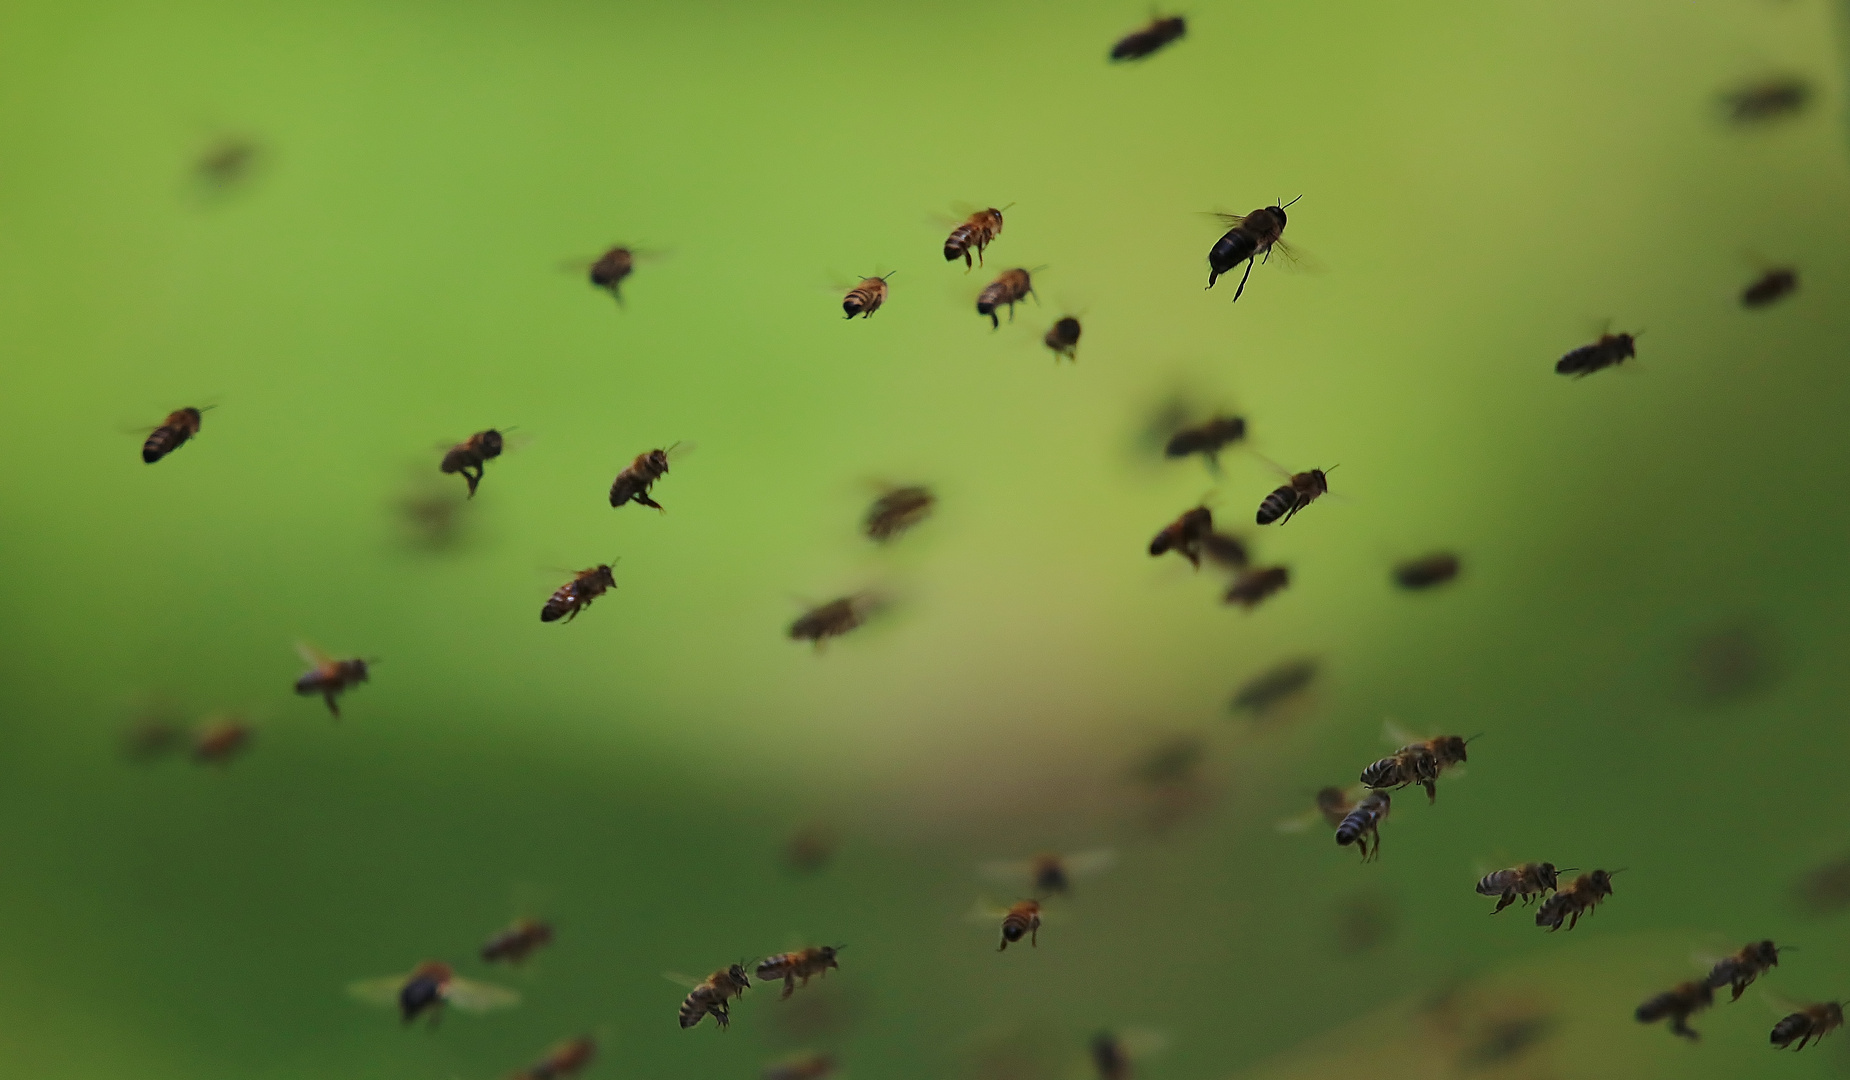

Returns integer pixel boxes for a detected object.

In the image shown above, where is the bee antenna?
[1280,194,1303,209]
[1557,866,1579,874]
[198,404,220,412]
[999,202,1016,212]
[881,270,898,280]
[1465,732,1486,743]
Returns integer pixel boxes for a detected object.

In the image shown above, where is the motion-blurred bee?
[980,849,1116,895]
[122,716,184,763]
[481,917,555,965]
[756,946,840,999]
[843,272,895,319]
[1475,863,1568,914]
[191,717,253,765]
[1335,791,1391,862]
[1164,416,1246,467]
[1255,466,1331,526]
[977,268,1037,329]
[989,899,1043,950]
[588,246,635,303]
[195,136,258,190]
[1275,785,1364,834]
[763,1051,838,1080]
[440,428,509,498]
[1555,332,1636,378]
[293,643,370,718]
[945,207,1006,268]
[609,444,683,510]
[1794,854,1850,915]
[1088,1029,1170,1080]
[1044,316,1082,361]
[784,822,837,873]
[1394,552,1460,590]
[1360,731,1469,803]
[513,1035,597,1080]
[1772,1001,1843,1051]
[864,484,935,542]
[1230,657,1317,717]
[142,406,210,464]
[788,594,879,649]
[348,960,519,1025]
[1742,268,1798,309]
[1634,980,1711,1041]
[672,964,752,1030]
[1149,504,1213,568]
[1109,15,1186,61]
[1722,76,1812,124]
[1224,565,1289,609]
[542,562,618,624]
[1200,531,1249,571]
[1205,197,1300,303]
[1702,940,1781,1001]
[1535,869,1616,932]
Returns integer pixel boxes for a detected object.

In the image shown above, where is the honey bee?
[976,268,1038,329]
[541,562,618,623]
[783,822,837,873]
[293,643,370,718]
[1722,76,1812,124]
[1534,869,1617,932]
[195,137,258,190]
[1164,416,1246,466]
[1742,268,1798,309]
[1772,1001,1843,1050]
[440,428,510,498]
[1554,332,1636,377]
[944,206,1006,268]
[988,899,1043,950]
[1205,197,1301,303]
[191,717,253,765]
[1701,940,1781,1001]
[609,443,684,510]
[513,1036,598,1080]
[1200,531,1249,571]
[979,849,1116,895]
[1475,863,1569,914]
[1255,466,1331,526]
[763,1052,837,1080]
[1360,731,1469,803]
[480,917,555,965]
[755,946,841,999]
[1088,1029,1169,1080]
[1043,316,1082,361]
[1148,504,1213,567]
[1223,565,1289,609]
[671,964,752,1030]
[1633,980,1712,1041]
[788,594,879,649]
[348,960,519,1025]
[588,246,635,303]
[1794,854,1850,915]
[142,406,210,464]
[1275,785,1363,834]
[1394,552,1460,590]
[121,710,184,763]
[1230,657,1317,716]
[843,272,895,319]
[864,484,935,542]
[1109,15,1186,61]
[1334,791,1391,862]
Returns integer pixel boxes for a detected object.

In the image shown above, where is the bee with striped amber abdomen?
[1475,863,1569,914]
[1231,657,1317,717]
[1149,504,1213,568]
[481,917,554,965]
[348,960,519,1025]
[1555,332,1636,378]
[142,407,210,464]
[789,593,879,650]
[542,562,618,624]
[440,428,509,498]
[1256,466,1331,525]
[1361,731,1469,803]
[1535,869,1617,932]
[1743,268,1798,309]
[864,484,934,542]
[1110,15,1186,61]
[1722,76,1812,124]
[1206,197,1300,303]
[1044,316,1082,361]
[1164,416,1245,467]
[1702,940,1780,1001]
[1224,565,1289,609]
[1335,791,1391,862]
[610,443,684,510]
[513,1036,597,1080]
[977,268,1037,329]
[1394,552,1460,590]
[843,272,894,319]
[980,849,1116,896]
[756,946,841,999]
[763,1052,837,1080]
[1634,980,1711,1041]
[191,717,253,765]
[1772,1001,1843,1050]
[293,643,370,718]
[945,206,1006,268]
[672,964,752,1030]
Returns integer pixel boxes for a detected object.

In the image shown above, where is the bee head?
[648,449,671,472]
[479,429,505,455]
[1434,735,1468,763]
[726,964,751,988]
[1752,940,1781,965]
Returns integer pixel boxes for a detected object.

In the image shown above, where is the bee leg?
[323,689,340,718]
[987,313,1000,330]
[1424,781,1436,804]
[1230,259,1255,303]
[635,493,664,511]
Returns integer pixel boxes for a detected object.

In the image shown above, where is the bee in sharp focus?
[1110,14,1186,61]
[191,716,253,765]
[1230,657,1317,716]
[756,946,841,999]
[481,917,555,965]
[1743,268,1798,309]
[1534,869,1617,932]
[992,899,1042,950]
[1772,1001,1843,1050]
[976,268,1038,329]
[843,272,895,319]
[1394,552,1460,590]
[1722,76,1812,124]
[1205,196,1301,303]
[142,406,211,464]
[1702,940,1781,1001]
[1634,980,1712,1041]
[542,561,618,624]
[1255,465,1332,525]
[980,849,1117,896]
[672,964,752,1030]
[609,443,685,510]
[1224,565,1289,609]
[763,1052,838,1080]
[1475,863,1569,914]
[293,643,370,718]
[944,206,1007,268]
[1044,316,1082,361]
[513,1035,598,1080]
[1275,785,1363,834]
[440,428,511,498]
[347,960,519,1025]
[1149,504,1213,568]
[864,484,935,542]
[1555,331,1636,377]
[1360,730,1469,803]
[1164,416,1246,468]
[789,593,879,650]
[1335,791,1390,862]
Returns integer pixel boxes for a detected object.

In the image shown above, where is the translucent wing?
[1264,238,1325,274]
[295,641,332,668]
[1274,809,1319,834]
[1203,211,1248,228]
[966,900,1013,922]
[663,971,704,989]
[1762,987,1806,1016]
[1382,718,1420,746]
[346,975,406,1007]
[978,859,1036,886]
[664,440,697,462]
[443,976,520,1012]
[1062,849,1118,880]
[1111,1027,1172,1058]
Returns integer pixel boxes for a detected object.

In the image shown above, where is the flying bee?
[763,1052,837,1080]
[195,136,259,190]
[1275,785,1364,834]
[1109,14,1186,61]
[980,849,1117,896]
[988,899,1043,950]
[1535,869,1617,932]
[1701,940,1781,1001]
[541,561,618,624]
[1634,980,1712,1041]
[976,267,1038,329]
[1149,504,1213,568]
[191,717,253,765]
[944,206,1006,268]
[843,272,895,319]
[788,593,880,649]
[1555,331,1636,377]
[1394,552,1460,590]
[579,245,641,304]
[1200,531,1249,571]
[1255,465,1332,526]
[670,964,752,1030]
[783,821,837,873]
[756,946,841,999]
[609,442,687,510]
[1360,730,1469,803]
[1742,268,1798,309]
[1794,854,1850,915]
[292,643,370,718]
[347,960,519,1025]
[1335,791,1391,862]
[864,484,935,542]
[1088,1028,1170,1080]
[1475,863,1570,914]
[440,428,513,498]
[1224,565,1289,609]
[1164,416,1246,467]
[1722,76,1812,124]
[480,917,555,965]
[513,1036,597,1080]
[142,406,211,464]
[1772,1001,1843,1051]
[1044,315,1082,361]
[1205,196,1301,303]
[1230,657,1317,717]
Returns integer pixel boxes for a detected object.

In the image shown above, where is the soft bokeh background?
[1,0,1848,1076]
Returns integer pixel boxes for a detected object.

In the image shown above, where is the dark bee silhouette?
[1335,791,1390,862]
[1224,565,1289,609]
[1164,416,1245,466]
[589,246,635,303]
[993,899,1042,950]
[976,268,1037,329]
[610,446,678,510]
[1206,197,1300,303]
[1772,1002,1843,1050]
[1555,332,1636,377]
[864,485,935,542]
[440,428,508,497]
[1742,268,1798,309]
[191,717,253,765]
[1230,658,1317,716]
[347,961,518,1025]
[1794,854,1850,915]
[843,273,894,319]
[293,643,370,718]
[1702,940,1780,1001]
[1110,15,1186,61]
[675,965,751,1030]
[945,207,1006,268]
[1149,505,1213,568]
[1475,863,1568,914]
[1256,467,1331,526]
[1200,531,1249,571]
[513,1036,597,1080]
[195,137,258,190]
[981,850,1116,896]
[481,918,554,965]
[789,594,877,649]
[542,562,618,623]
[755,946,841,999]
[1722,76,1812,124]
[784,822,837,873]
[1044,316,1082,361]
[1535,869,1616,932]
[1394,552,1460,590]
[1361,734,1468,803]
[1635,980,1712,1041]
[142,407,209,464]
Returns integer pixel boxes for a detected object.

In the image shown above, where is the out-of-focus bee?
[980,849,1117,896]
[670,964,752,1030]
[1360,730,1469,803]
[1149,504,1213,568]
[1794,854,1850,915]
[1555,332,1636,377]
[1335,791,1390,862]
[440,428,511,498]
[481,917,555,965]
[1205,197,1300,303]
[843,272,895,319]
[1334,889,1397,954]
[1742,268,1798,309]
[195,137,258,190]
[1088,1028,1170,1080]
[1200,531,1249,571]
[122,718,184,762]
[1230,657,1317,717]
[864,484,935,542]
[1255,466,1331,525]
[763,1051,837,1080]
[1535,869,1617,932]
[1394,552,1460,590]
[977,268,1038,329]
[756,946,841,999]
[1701,940,1781,1001]
[784,822,837,873]
[1687,619,1783,704]
[609,443,685,510]
[1224,565,1289,609]
[1109,15,1186,61]
[1277,785,1364,834]
[1722,76,1812,124]
[513,1035,598,1080]
[945,206,1007,268]
[1475,863,1569,914]
[588,246,635,303]
[1772,1001,1843,1050]
[348,960,520,1025]
[293,643,370,718]
[1164,416,1245,467]
[541,562,618,624]
[1634,980,1711,1041]
[142,407,210,464]
[989,899,1043,950]
[788,593,879,650]
[191,717,253,765]
[1044,316,1082,361]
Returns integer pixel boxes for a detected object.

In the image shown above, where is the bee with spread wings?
[293,642,371,718]
[979,849,1117,895]
[969,899,1049,951]
[347,960,519,1025]
[1203,198,1305,303]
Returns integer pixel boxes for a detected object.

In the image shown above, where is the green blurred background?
[1,0,1848,1076]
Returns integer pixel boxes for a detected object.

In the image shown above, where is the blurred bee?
[481,917,555,965]
[609,443,684,510]
[1794,854,1850,915]
[348,960,519,1025]
[542,562,619,623]
[1205,197,1300,303]
[440,428,510,498]
[1223,565,1289,609]
[864,484,935,542]
[588,246,635,303]
[1149,504,1213,568]
[195,136,258,190]
[1255,466,1331,526]
[142,406,210,464]
[1722,76,1811,124]
[1360,731,1469,803]
[990,899,1043,950]
[1230,657,1317,716]
[977,268,1038,329]
[1742,268,1798,309]
[1394,552,1460,590]
[513,1036,597,1080]
[1275,785,1363,834]
[1634,980,1711,1041]
[1335,791,1391,862]
[843,272,895,319]
[1088,1029,1170,1080]
[980,849,1116,896]
[191,717,253,765]
[1772,1001,1843,1051]
[121,717,184,763]
[788,594,879,649]
[1535,869,1617,932]
[763,1052,837,1080]
[671,964,752,1030]
[1702,940,1780,1001]
[1200,531,1249,571]
[1475,862,1569,914]
[1555,331,1636,378]
[945,206,1006,268]
[1164,416,1245,467]
[1044,316,1082,361]
[784,822,837,873]
[293,643,370,718]
[756,946,841,999]
[1109,15,1186,61]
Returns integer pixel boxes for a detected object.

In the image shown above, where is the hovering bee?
[1230,657,1317,716]
[609,444,683,510]
[763,1052,837,1080]
[1722,76,1812,124]
[588,246,636,303]
[1224,565,1289,609]
[1701,940,1781,1001]
[1276,785,1364,834]
[1200,531,1249,571]
[1535,869,1617,932]
[1255,466,1332,526]
[783,822,837,873]
[1335,791,1391,862]
[1555,332,1636,377]
[195,137,258,190]
[1109,15,1186,61]
[1360,731,1469,803]
[481,917,555,965]
[121,709,184,762]
[1394,552,1460,590]
[1772,1001,1843,1050]
[541,562,618,624]
[944,206,1006,268]
[980,849,1116,895]
[843,272,895,319]
[293,643,370,718]
[142,406,210,464]
[756,946,841,999]
[976,268,1038,329]
[191,717,253,765]
[672,964,752,1030]
[513,1036,598,1080]
[1634,980,1711,1041]
[1164,416,1246,466]
[1149,504,1213,568]
[348,960,519,1025]
[788,594,879,649]
[1742,268,1798,309]
[1044,316,1082,361]
[1794,854,1850,915]
[1205,196,1300,303]
[440,428,510,498]
[1475,863,1568,914]
[1088,1028,1170,1080]
[988,899,1043,950]
[864,484,935,542]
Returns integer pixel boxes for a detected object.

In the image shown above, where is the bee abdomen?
[1334,806,1376,846]
[1475,871,1512,896]
[1255,485,1296,525]
[541,585,579,623]
[142,427,182,463]
[1359,757,1401,788]
[678,992,707,1029]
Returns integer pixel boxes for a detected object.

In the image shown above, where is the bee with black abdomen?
[1149,504,1213,568]
[1109,15,1186,61]
[1224,565,1289,609]
[481,917,555,965]
[672,964,752,1030]
[293,643,370,718]
[980,849,1116,896]
[1702,940,1781,1001]
[1044,316,1081,361]
[1555,332,1636,378]
[1772,1001,1843,1050]
[789,593,879,650]
[977,268,1036,329]
[992,899,1042,950]
[1722,76,1812,124]
[843,272,894,319]
[440,428,511,497]
[1230,657,1317,717]
[1256,466,1331,525]
[864,484,934,542]
[348,960,519,1025]
[1535,869,1616,932]
[756,946,840,999]
[1475,863,1568,914]
[1335,791,1390,862]
[1743,268,1798,309]
[1634,980,1712,1041]
[191,716,253,765]
[542,562,618,623]
[1394,552,1460,590]
[610,444,683,510]
[1164,416,1246,467]
[945,207,1006,268]
[1206,197,1300,303]
[513,1035,597,1080]
[142,407,210,464]
[1200,531,1248,571]
[1361,732,1469,803]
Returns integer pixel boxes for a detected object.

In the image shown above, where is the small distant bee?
[1224,565,1289,609]
[945,207,1006,268]
[1206,196,1301,303]
[1702,940,1780,1001]
[1535,869,1617,932]
[589,246,635,303]
[1149,504,1213,568]
[980,849,1117,895]
[788,594,878,649]
[609,444,682,510]
[481,917,554,965]
[864,484,935,541]
[142,407,209,464]
[1275,785,1363,834]
[1794,854,1850,915]
[1230,657,1317,716]
[976,268,1037,329]
[440,428,509,498]
[1110,15,1186,61]
[993,899,1042,950]
[1742,268,1798,309]
[1044,316,1082,361]
[347,960,519,1025]
[1475,862,1569,914]
[1200,531,1249,571]
[1255,466,1331,526]
[195,137,258,189]
[1555,332,1636,378]
[1634,980,1712,1041]
[756,946,841,999]
[1394,552,1460,590]
[1722,76,1812,124]
[843,272,894,319]
[122,718,184,763]
[763,1052,838,1080]
[783,822,837,873]
[513,1036,597,1080]
[673,964,752,1030]
[1772,1001,1843,1051]
[1335,791,1391,862]
[293,643,370,718]
[541,562,618,624]
[191,717,253,765]
[1164,416,1246,466]
[1088,1029,1170,1080]
[1360,733,1469,803]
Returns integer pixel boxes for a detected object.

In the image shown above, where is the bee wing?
[664,441,697,463]
[1382,719,1421,746]
[663,971,704,989]
[977,859,1036,886]
[1690,949,1727,971]
[1265,238,1325,274]
[1761,987,1807,1016]
[1060,849,1119,880]
[966,900,1014,922]
[1202,210,1249,228]
[346,975,406,1007]
[444,976,520,1012]
[295,641,333,668]
[1274,808,1320,833]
